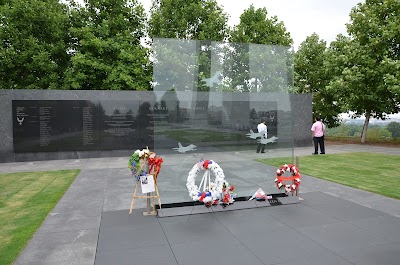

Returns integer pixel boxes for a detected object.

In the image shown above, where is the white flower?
[203,196,212,203]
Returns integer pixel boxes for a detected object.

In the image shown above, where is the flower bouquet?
[220,181,236,207]
[249,188,272,201]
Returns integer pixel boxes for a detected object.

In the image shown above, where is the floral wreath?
[275,164,301,194]
[186,160,235,207]
[128,148,163,181]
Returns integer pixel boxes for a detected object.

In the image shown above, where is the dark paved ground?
[2,144,399,265]
[96,192,400,265]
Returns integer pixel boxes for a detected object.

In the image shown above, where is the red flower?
[203,160,210,169]
[222,193,231,204]
[229,185,235,191]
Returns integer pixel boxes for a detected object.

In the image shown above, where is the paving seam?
[93,168,110,265]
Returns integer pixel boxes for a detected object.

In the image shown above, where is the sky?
[140,0,365,49]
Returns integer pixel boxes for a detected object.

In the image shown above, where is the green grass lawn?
[257,152,400,200]
[0,169,80,265]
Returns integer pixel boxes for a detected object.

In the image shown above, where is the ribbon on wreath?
[203,159,212,169]
[148,156,163,179]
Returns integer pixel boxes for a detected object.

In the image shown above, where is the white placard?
[140,174,155,194]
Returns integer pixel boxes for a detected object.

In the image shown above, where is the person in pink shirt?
[311,116,325,154]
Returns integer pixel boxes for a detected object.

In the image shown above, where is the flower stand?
[128,148,163,215]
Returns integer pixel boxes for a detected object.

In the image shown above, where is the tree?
[387,121,400,139]
[148,0,229,41]
[149,0,229,92]
[328,0,400,143]
[295,33,342,127]
[63,0,151,90]
[230,5,292,46]
[0,0,70,89]
[224,5,293,92]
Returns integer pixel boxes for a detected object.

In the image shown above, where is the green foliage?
[149,0,229,91]
[257,152,400,199]
[325,124,361,137]
[152,38,202,91]
[325,1,400,142]
[222,5,293,92]
[150,2,294,93]
[0,0,70,89]
[230,5,292,46]
[214,42,292,92]
[149,0,229,92]
[387,121,400,139]
[325,123,395,140]
[0,170,80,265]
[366,126,392,139]
[149,0,229,41]
[63,0,151,90]
[295,34,342,127]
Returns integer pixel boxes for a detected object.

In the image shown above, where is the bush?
[366,127,392,139]
[387,122,400,139]
[325,123,393,140]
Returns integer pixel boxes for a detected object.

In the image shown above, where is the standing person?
[256,119,268,153]
[311,116,325,154]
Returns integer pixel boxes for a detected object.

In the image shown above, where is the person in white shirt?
[256,120,268,153]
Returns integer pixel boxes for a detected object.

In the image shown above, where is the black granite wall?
[0,90,311,162]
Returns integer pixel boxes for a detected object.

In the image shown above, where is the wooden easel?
[128,174,161,215]
[129,151,162,215]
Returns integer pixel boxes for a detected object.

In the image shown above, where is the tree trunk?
[361,111,371,143]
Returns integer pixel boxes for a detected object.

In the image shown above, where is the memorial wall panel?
[13,100,156,153]
[176,97,213,148]
[98,100,140,150]
[56,100,99,151]
[13,100,58,152]
[152,93,178,149]
[151,93,280,153]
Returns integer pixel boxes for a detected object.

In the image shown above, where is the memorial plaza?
[1,144,399,265]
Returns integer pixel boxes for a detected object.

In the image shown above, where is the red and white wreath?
[275,164,301,194]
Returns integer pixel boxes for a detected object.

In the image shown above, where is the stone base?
[157,194,299,218]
